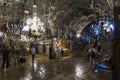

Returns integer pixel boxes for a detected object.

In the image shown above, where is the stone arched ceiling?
[0,0,118,36]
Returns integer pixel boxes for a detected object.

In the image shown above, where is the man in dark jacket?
[2,44,11,70]
[49,45,53,59]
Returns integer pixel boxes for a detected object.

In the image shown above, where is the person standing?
[30,45,36,62]
[12,45,18,65]
[2,43,11,70]
[55,47,60,59]
[61,47,64,58]
[94,39,98,48]
[89,46,97,68]
[87,48,91,60]
[49,45,53,59]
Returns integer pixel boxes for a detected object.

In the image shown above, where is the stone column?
[70,40,73,51]
[112,6,120,80]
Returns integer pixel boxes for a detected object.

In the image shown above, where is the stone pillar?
[70,40,73,51]
[112,6,120,80]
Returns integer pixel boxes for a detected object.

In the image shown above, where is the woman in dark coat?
[49,45,53,59]
[61,48,64,58]
[2,43,11,70]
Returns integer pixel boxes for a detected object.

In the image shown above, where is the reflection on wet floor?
[0,54,112,80]
[75,64,84,78]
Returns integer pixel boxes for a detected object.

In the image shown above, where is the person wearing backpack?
[91,46,99,71]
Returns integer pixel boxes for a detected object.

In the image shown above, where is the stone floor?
[0,52,112,80]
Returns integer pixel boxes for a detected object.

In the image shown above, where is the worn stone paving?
[0,52,112,80]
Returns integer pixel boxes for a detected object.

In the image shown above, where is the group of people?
[87,39,112,70]
[87,46,102,68]
[1,41,65,70]
[1,42,37,71]
[1,43,11,70]
[0,38,66,71]
[87,39,102,69]
[49,45,64,59]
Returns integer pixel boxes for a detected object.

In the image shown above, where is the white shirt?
[31,47,36,54]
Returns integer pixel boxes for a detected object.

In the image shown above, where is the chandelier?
[23,3,44,32]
